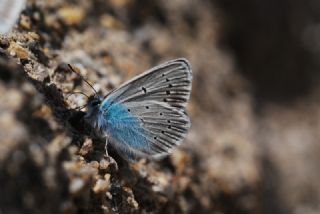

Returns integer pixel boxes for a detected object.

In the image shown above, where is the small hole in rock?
[169,84,172,88]
[166,91,170,95]
[142,87,147,93]
[166,78,169,82]
[163,98,167,102]
[146,106,149,109]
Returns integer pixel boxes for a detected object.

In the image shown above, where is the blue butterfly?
[70,58,192,162]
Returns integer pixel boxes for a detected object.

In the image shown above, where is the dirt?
[0,0,320,213]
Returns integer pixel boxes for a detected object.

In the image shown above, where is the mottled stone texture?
[0,0,319,213]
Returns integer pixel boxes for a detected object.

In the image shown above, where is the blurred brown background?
[0,0,320,213]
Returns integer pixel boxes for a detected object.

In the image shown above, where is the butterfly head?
[85,95,103,125]
[87,94,102,109]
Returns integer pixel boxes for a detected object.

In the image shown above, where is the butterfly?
[69,58,192,162]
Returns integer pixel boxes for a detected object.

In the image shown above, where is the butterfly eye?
[91,100,100,106]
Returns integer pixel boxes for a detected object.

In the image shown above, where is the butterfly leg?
[104,139,118,171]
[105,139,109,156]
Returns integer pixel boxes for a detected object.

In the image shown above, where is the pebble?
[19,14,31,30]
[9,43,29,59]
[78,138,93,156]
[93,177,110,193]
[58,6,85,26]
[69,178,85,194]
[0,37,10,49]
[100,14,123,29]
[99,158,110,170]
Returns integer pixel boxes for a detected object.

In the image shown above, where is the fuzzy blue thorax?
[85,95,149,151]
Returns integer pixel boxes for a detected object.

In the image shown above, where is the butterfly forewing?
[99,58,192,161]
[106,58,192,109]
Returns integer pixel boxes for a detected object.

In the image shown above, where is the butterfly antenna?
[74,104,87,111]
[67,104,88,111]
[68,64,98,95]
[65,92,89,111]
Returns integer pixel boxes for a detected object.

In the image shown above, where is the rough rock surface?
[0,0,319,213]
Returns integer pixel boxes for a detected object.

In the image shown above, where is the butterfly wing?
[105,58,192,108]
[98,58,192,161]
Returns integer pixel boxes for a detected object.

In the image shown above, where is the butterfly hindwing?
[98,58,192,161]
[125,101,191,153]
